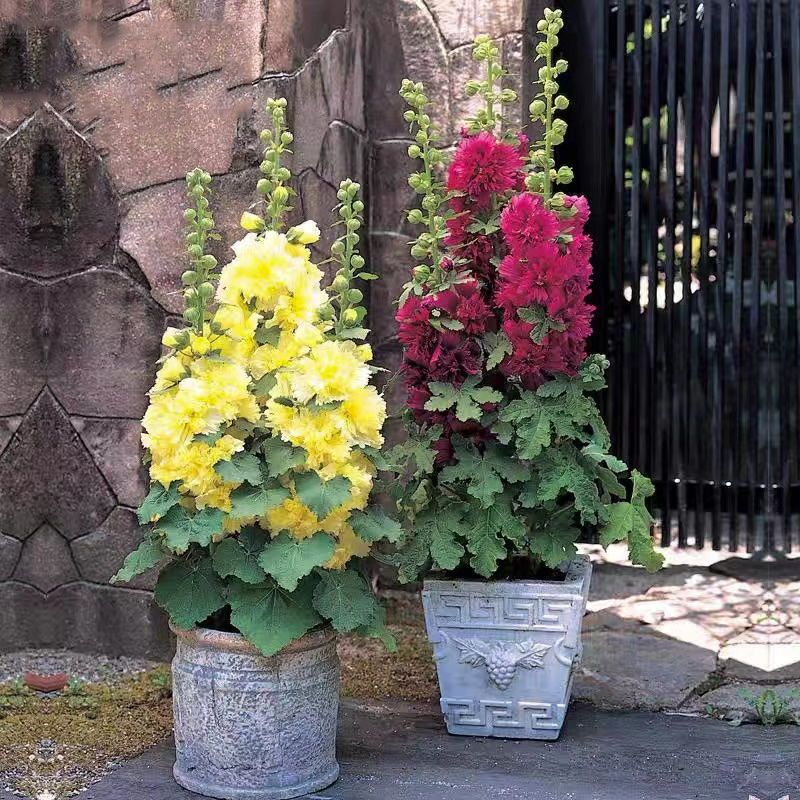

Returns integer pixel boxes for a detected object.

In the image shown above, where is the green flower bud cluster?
[257,97,295,231]
[182,168,219,333]
[466,34,517,134]
[526,8,573,203]
[399,78,448,298]
[329,179,375,339]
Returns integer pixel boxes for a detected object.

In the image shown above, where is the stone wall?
[0,0,530,657]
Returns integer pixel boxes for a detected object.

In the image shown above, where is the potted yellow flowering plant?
[113,98,398,800]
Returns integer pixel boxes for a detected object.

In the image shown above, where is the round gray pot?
[422,555,592,740]
[171,624,340,800]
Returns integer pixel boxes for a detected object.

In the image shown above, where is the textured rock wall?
[0,0,366,657]
[0,0,531,656]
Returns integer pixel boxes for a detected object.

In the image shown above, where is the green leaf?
[339,326,370,340]
[154,558,226,630]
[228,576,322,657]
[252,373,277,395]
[261,438,305,476]
[349,506,404,543]
[440,438,526,509]
[599,470,663,572]
[466,506,508,577]
[155,506,225,552]
[229,482,290,518]
[354,604,397,651]
[110,538,164,584]
[312,569,378,632]
[484,331,512,371]
[214,451,263,485]
[425,375,502,422]
[255,326,282,347]
[536,448,602,524]
[530,513,580,568]
[294,472,351,518]
[259,531,335,591]
[518,304,565,343]
[136,482,180,524]
[211,527,269,583]
[193,426,225,445]
[582,443,627,473]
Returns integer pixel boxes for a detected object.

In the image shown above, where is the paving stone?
[0,580,172,657]
[71,417,147,507]
[574,630,716,711]
[425,0,523,48]
[0,391,116,541]
[366,232,411,353]
[370,139,417,234]
[72,508,160,590]
[580,608,645,633]
[13,523,78,593]
[0,417,20,457]
[66,10,260,193]
[0,106,118,277]
[0,533,21,581]
[448,42,485,139]
[80,703,800,800]
[393,0,452,141]
[684,682,800,723]
[262,0,348,73]
[0,272,45,416]
[363,4,410,141]
[318,120,367,190]
[46,269,164,417]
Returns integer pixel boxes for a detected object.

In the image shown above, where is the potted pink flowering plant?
[386,9,663,740]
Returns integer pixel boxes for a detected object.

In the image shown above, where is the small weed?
[736,688,800,726]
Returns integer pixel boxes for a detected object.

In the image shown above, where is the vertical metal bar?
[731,0,749,551]
[747,0,765,552]
[613,0,628,467]
[678,0,696,548]
[663,0,680,548]
[790,0,800,552]
[694,0,713,549]
[631,0,644,473]
[772,0,789,552]
[647,0,661,536]
[713,0,731,551]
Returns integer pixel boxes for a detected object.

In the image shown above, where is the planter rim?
[169,622,335,656]
[422,554,591,592]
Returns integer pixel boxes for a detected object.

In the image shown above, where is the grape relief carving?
[442,632,551,690]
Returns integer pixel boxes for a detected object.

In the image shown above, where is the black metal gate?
[556,0,800,551]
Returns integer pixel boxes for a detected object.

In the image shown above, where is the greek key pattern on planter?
[441,698,565,732]
[426,593,582,631]
[442,632,551,690]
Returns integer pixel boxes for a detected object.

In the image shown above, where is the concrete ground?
[80,700,800,800]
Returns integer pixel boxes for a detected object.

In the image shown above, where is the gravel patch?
[0,651,167,686]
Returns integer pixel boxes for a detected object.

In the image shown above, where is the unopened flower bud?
[287,220,320,245]
[332,275,349,293]
[181,270,198,285]
[342,309,358,326]
[240,212,265,232]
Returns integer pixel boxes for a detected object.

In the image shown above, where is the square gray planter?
[422,555,592,740]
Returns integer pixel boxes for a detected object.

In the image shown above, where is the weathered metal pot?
[171,624,340,800]
[422,555,591,740]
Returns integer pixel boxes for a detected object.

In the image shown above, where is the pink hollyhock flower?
[424,280,494,335]
[447,131,524,209]
[500,193,559,255]
[561,195,590,234]
[428,331,482,383]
